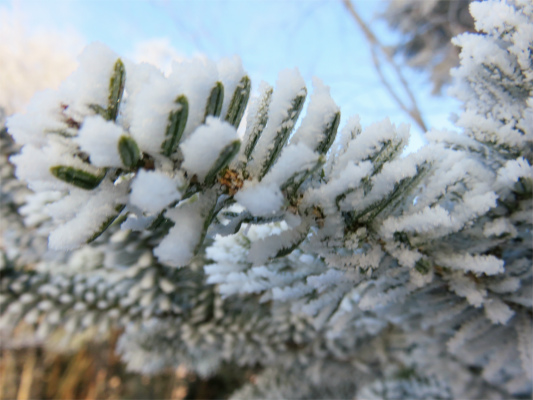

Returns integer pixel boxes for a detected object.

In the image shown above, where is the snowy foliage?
[1,1,532,398]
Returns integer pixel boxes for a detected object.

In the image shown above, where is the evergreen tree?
[1,0,531,398]
[381,0,476,94]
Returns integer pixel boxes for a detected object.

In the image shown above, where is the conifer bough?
[2,1,532,398]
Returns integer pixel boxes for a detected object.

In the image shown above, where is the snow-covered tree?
[1,0,531,398]
[381,0,476,94]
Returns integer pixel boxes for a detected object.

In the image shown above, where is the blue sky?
[2,0,461,151]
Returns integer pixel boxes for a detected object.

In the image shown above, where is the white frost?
[154,194,210,267]
[48,180,128,250]
[436,253,505,276]
[247,68,306,176]
[290,77,339,152]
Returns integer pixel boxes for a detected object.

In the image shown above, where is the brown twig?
[342,0,428,132]
[17,349,36,400]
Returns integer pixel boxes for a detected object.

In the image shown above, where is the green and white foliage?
[1,1,532,398]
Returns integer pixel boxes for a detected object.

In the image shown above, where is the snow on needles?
[129,169,184,214]
[180,117,238,181]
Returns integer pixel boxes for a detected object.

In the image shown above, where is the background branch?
[342,0,428,132]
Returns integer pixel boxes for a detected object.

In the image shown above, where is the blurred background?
[0,0,474,398]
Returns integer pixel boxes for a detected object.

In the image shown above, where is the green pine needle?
[244,86,273,161]
[225,76,251,128]
[204,81,224,121]
[87,204,126,243]
[260,89,307,179]
[315,111,341,154]
[161,95,189,157]
[50,166,105,190]
[118,136,141,169]
[108,59,126,121]
[204,140,241,185]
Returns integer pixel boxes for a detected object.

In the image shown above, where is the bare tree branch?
[341,0,428,132]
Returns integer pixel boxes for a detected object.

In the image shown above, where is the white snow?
[11,141,103,192]
[60,42,121,117]
[6,89,67,146]
[496,157,533,189]
[169,56,220,139]
[484,297,514,325]
[129,72,184,156]
[436,253,505,276]
[261,143,319,186]
[246,68,306,176]
[304,160,372,212]
[290,77,339,152]
[335,118,409,175]
[247,219,308,265]
[234,180,284,217]
[217,56,245,120]
[180,117,238,181]
[48,180,128,250]
[129,169,183,214]
[380,205,453,239]
[76,115,123,167]
[448,272,487,307]
[154,194,210,267]
[235,81,273,165]
[483,218,518,238]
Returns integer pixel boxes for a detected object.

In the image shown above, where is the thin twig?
[342,0,428,132]
[17,349,36,400]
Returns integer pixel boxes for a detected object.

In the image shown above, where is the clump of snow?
[470,0,524,36]
[448,272,487,307]
[129,169,184,214]
[180,117,238,181]
[60,42,120,117]
[169,56,220,139]
[130,38,183,76]
[121,60,165,126]
[234,180,284,216]
[76,115,123,167]
[45,188,91,223]
[18,191,62,227]
[129,72,184,156]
